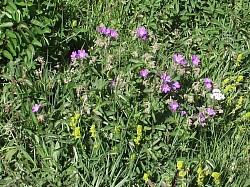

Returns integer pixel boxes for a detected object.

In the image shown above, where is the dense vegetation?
[0,0,249,186]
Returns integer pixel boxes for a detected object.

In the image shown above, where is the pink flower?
[173,54,185,64]
[170,102,179,111]
[172,81,181,90]
[77,49,87,59]
[137,27,147,40]
[140,69,149,78]
[161,73,171,83]
[161,84,171,93]
[206,108,215,116]
[71,51,77,61]
[192,55,200,66]
[32,104,41,113]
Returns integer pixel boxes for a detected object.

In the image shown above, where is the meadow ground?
[0,0,250,186]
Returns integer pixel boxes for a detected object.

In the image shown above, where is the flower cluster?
[211,172,221,185]
[89,124,96,138]
[134,125,143,145]
[161,73,181,94]
[173,54,201,67]
[69,113,81,139]
[97,26,118,38]
[71,49,87,61]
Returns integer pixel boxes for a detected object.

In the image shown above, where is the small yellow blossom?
[143,173,149,182]
[73,127,81,139]
[137,125,143,137]
[69,113,81,127]
[130,153,136,161]
[211,172,221,185]
[114,125,121,134]
[177,160,185,170]
[235,75,244,84]
[89,124,96,138]
[112,146,118,151]
[237,54,243,62]
[236,96,243,109]
[72,20,77,27]
[223,78,230,85]
[94,142,100,149]
[179,170,187,177]
[134,136,141,145]
[197,167,205,186]
[243,112,250,121]
[223,84,236,94]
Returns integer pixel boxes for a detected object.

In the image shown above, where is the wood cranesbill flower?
[140,69,149,78]
[161,73,171,83]
[32,104,41,113]
[161,84,171,93]
[137,27,147,40]
[170,102,179,111]
[77,49,87,59]
[192,55,200,66]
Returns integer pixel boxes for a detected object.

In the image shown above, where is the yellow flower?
[73,127,81,139]
[235,75,244,84]
[211,172,221,185]
[130,153,136,161]
[89,124,96,138]
[223,78,230,84]
[243,112,250,121]
[137,125,143,137]
[69,113,81,127]
[237,54,243,62]
[143,173,149,182]
[114,125,120,134]
[72,20,77,27]
[236,96,243,109]
[179,170,187,177]
[134,136,141,145]
[177,160,185,170]
[223,84,236,94]
[94,142,100,149]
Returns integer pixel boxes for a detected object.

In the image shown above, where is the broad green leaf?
[31,19,44,27]
[2,50,13,60]
[32,39,42,47]
[0,22,13,28]
[5,148,18,161]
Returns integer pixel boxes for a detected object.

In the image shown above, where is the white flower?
[210,88,225,100]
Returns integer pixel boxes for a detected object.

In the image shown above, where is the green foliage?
[0,0,250,186]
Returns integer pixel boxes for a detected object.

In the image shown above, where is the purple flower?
[161,73,171,83]
[109,80,115,88]
[170,102,179,111]
[77,49,87,59]
[71,51,77,61]
[192,55,200,66]
[206,108,215,116]
[180,59,187,67]
[161,84,171,93]
[110,29,118,38]
[32,104,41,113]
[198,112,205,123]
[140,69,149,78]
[172,81,181,90]
[203,78,212,90]
[137,27,147,40]
[97,26,107,34]
[173,54,185,64]
[105,28,111,35]
[181,111,187,116]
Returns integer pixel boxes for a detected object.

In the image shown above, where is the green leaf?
[31,19,44,27]
[32,39,42,47]
[2,50,13,60]
[5,148,18,161]
[6,42,16,56]
[0,22,13,28]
